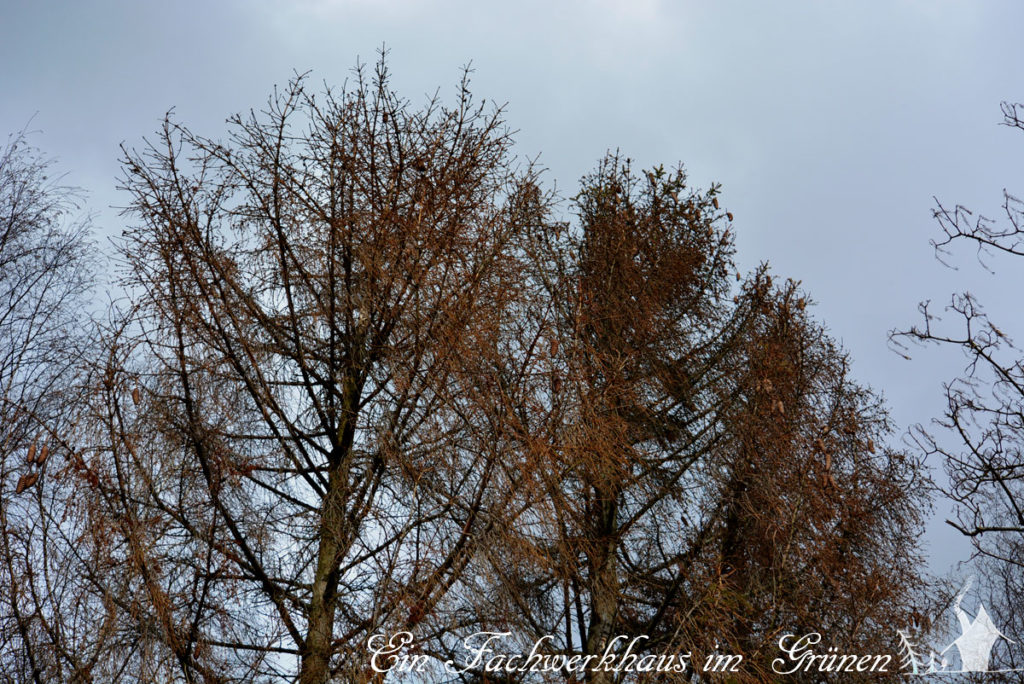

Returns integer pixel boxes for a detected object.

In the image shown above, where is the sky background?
[3,0,1023,575]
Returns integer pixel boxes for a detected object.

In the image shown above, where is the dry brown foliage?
[0,61,931,684]
[462,157,928,683]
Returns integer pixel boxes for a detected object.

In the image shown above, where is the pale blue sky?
[3,0,1024,573]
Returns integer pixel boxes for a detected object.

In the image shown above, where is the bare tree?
[85,61,540,683]
[895,101,1024,677]
[0,129,100,681]
[467,156,929,683]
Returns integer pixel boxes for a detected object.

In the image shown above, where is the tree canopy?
[0,61,929,684]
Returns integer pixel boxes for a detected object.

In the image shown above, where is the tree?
[86,62,539,683]
[895,100,1024,676]
[465,156,928,683]
[0,129,99,681]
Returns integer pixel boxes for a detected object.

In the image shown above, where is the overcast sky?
[3,0,1023,574]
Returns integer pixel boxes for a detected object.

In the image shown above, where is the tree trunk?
[300,380,360,684]
[585,496,618,684]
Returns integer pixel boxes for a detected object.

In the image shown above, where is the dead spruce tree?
[464,157,929,683]
[91,63,539,683]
